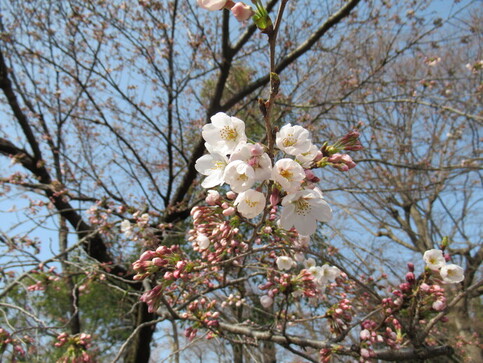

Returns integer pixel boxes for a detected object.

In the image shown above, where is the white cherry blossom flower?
[276,124,313,155]
[304,258,316,269]
[120,220,133,237]
[197,0,227,11]
[276,256,295,271]
[223,160,255,193]
[440,264,464,283]
[295,234,310,248]
[423,249,446,271]
[234,189,266,218]
[294,252,305,263]
[202,112,247,155]
[308,264,340,286]
[295,144,319,167]
[280,188,332,235]
[321,264,341,281]
[230,143,272,181]
[272,158,305,193]
[195,152,229,188]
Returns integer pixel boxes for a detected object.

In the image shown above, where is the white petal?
[294,216,317,235]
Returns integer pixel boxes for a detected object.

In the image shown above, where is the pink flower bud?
[340,154,356,169]
[420,283,430,292]
[270,189,280,206]
[205,190,221,205]
[360,329,371,340]
[328,153,343,163]
[304,169,320,182]
[260,295,273,308]
[313,150,323,162]
[226,191,236,199]
[152,257,165,267]
[360,348,371,358]
[231,2,253,22]
[432,299,446,311]
[405,272,415,284]
[407,262,415,272]
[176,260,186,270]
[399,282,411,292]
[223,207,236,216]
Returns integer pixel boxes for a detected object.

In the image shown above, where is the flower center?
[220,126,238,141]
[213,161,226,170]
[282,134,296,147]
[279,168,293,180]
[244,199,258,208]
[295,198,311,216]
[237,173,248,182]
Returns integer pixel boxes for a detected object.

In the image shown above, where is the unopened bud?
[405,272,415,284]
[231,2,254,22]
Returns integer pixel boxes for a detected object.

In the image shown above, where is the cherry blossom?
[440,264,465,283]
[223,160,255,193]
[295,144,320,167]
[230,143,272,181]
[202,112,247,155]
[276,256,295,271]
[275,124,313,156]
[304,257,316,269]
[234,189,266,218]
[195,152,229,188]
[272,158,306,193]
[280,188,332,235]
[120,220,133,237]
[308,264,341,287]
[423,249,446,271]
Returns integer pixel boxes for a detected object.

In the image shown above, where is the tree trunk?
[232,342,243,363]
[123,303,157,363]
[263,341,276,363]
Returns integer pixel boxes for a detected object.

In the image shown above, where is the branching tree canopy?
[0,0,481,362]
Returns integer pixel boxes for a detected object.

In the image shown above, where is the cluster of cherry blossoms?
[423,249,465,284]
[0,328,27,359]
[195,112,342,236]
[191,112,361,308]
[54,332,95,363]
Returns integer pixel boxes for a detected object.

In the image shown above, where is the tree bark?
[123,303,157,363]
[232,342,244,363]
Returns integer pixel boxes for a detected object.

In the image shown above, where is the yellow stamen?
[220,126,238,141]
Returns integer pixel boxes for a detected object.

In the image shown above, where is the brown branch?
[216,321,454,361]
[0,49,43,161]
